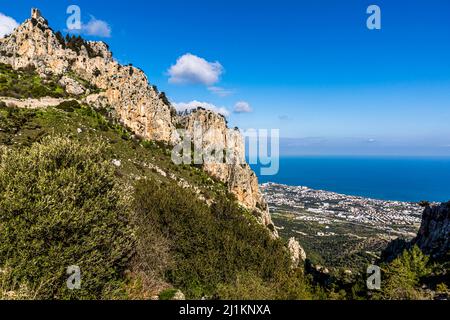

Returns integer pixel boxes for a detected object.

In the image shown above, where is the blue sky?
[2,0,450,156]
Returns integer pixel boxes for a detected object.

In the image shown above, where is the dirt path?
[0,97,72,109]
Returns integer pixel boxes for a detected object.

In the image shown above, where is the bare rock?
[179,108,278,237]
[58,76,85,96]
[288,237,306,268]
[111,159,121,167]
[0,8,177,144]
[382,201,450,262]
[172,290,185,300]
[412,202,450,259]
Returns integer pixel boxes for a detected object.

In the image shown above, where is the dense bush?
[375,246,431,300]
[55,100,82,112]
[0,136,134,299]
[133,178,310,299]
[216,272,277,300]
[130,212,173,295]
[0,105,36,137]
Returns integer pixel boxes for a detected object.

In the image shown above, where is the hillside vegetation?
[0,98,314,299]
[0,64,447,300]
[0,63,66,99]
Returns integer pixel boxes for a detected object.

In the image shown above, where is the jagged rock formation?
[412,202,449,260]
[382,202,450,262]
[177,108,277,236]
[58,75,85,96]
[0,8,178,143]
[288,237,306,268]
[0,8,277,236]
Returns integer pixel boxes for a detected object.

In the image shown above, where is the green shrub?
[158,288,178,300]
[133,179,293,299]
[55,100,81,112]
[130,213,172,294]
[0,136,134,299]
[0,63,66,99]
[217,272,277,300]
[216,269,313,300]
[376,246,431,300]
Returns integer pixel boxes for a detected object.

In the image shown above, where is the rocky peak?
[31,8,48,26]
[86,41,113,62]
[0,9,178,143]
[31,8,42,20]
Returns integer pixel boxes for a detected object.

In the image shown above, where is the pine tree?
[377,246,430,300]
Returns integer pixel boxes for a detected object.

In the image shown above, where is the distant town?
[261,183,427,237]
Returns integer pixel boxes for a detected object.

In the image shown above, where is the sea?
[251,156,450,203]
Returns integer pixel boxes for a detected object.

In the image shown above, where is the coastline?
[260,182,423,236]
[252,156,450,203]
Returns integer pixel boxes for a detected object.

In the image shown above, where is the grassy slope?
[0,63,66,99]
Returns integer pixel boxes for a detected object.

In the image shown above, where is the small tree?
[377,246,430,300]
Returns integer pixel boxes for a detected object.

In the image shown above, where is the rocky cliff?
[0,9,276,235]
[177,108,277,235]
[412,202,449,260]
[0,9,177,143]
[382,201,450,262]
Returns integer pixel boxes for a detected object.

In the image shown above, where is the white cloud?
[208,86,234,97]
[168,53,223,85]
[173,100,229,117]
[233,101,252,113]
[0,13,18,38]
[68,16,111,38]
[82,16,111,37]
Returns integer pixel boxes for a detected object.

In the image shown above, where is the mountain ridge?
[0,8,277,236]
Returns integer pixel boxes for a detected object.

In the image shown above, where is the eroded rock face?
[0,9,276,235]
[178,108,277,236]
[58,76,85,96]
[0,9,178,144]
[382,202,450,262]
[288,237,307,268]
[412,202,450,260]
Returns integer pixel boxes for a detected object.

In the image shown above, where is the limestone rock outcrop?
[177,108,277,236]
[0,8,178,143]
[58,76,85,96]
[288,237,306,268]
